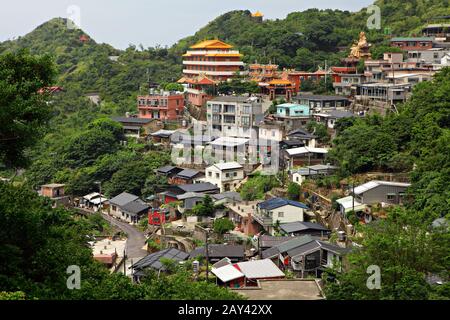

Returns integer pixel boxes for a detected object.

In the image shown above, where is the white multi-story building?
[204,162,245,192]
[207,96,264,139]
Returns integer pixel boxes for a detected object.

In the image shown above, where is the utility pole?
[352,178,355,217]
[205,229,210,281]
[123,249,127,276]
[95,181,102,213]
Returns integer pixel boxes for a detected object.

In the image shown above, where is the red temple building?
[178,40,245,107]
[138,91,185,121]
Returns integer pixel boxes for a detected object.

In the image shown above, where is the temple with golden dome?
[251,11,264,22]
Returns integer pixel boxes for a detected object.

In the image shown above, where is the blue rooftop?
[258,198,309,211]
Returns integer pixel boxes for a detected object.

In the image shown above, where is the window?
[387,194,396,202]
[234,172,238,177]
[208,172,212,177]
[278,212,284,218]
[216,173,220,179]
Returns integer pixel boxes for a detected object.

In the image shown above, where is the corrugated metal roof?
[236,259,284,279]
[286,147,328,156]
[353,180,411,195]
[211,264,244,283]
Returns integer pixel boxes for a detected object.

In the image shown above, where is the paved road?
[101,214,148,260]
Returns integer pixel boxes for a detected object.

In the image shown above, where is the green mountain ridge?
[0,0,448,108]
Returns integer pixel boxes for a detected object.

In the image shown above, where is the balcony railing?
[252,214,273,227]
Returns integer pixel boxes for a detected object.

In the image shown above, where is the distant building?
[279,221,331,238]
[261,235,349,278]
[353,180,411,206]
[179,40,245,107]
[293,95,350,112]
[207,96,263,139]
[390,37,434,51]
[291,164,338,185]
[170,169,204,185]
[138,91,185,121]
[422,23,450,38]
[132,248,189,281]
[284,146,329,169]
[189,244,245,263]
[226,200,261,236]
[108,192,149,224]
[204,162,245,192]
[273,103,310,130]
[355,83,412,105]
[40,183,70,207]
[251,11,264,23]
[313,110,356,129]
[254,198,309,235]
[112,116,162,138]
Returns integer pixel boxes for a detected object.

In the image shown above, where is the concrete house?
[254,198,309,235]
[261,235,349,278]
[206,96,263,139]
[292,164,338,186]
[353,180,411,206]
[205,162,245,192]
[284,147,329,169]
[108,192,150,224]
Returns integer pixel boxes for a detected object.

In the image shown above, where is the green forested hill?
[0,1,448,107]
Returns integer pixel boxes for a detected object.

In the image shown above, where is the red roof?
[38,86,64,94]
[196,77,216,85]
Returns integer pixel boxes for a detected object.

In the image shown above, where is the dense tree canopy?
[0,50,56,168]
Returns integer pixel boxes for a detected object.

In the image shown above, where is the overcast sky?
[1,0,374,49]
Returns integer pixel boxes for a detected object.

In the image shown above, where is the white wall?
[204,165,245,192]
[270,205,305,225]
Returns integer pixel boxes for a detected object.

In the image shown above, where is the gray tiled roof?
[176,169,201,179]
[112,117,153,124]
[109,192,139,207]
[121,199,150,216]
[280,221,330,234]
[189,245,245,259]
[261,235,315,259]
[132,248,189,272]
[179,183,219,193]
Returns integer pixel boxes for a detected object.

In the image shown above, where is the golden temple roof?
[190,40,234,50]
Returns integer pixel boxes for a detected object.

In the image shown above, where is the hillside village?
[27,12,450,300]
[1,2,449,302]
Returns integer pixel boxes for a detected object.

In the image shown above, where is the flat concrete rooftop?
[235,279,324,300]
